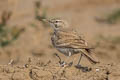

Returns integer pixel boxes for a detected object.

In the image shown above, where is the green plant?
[95,34,120,47]
[96,9,120,24]
[34,1,48,27]
[106,9,120,24]
[35,1,47,21]
[0,11,24,47]
[111,36,120,44]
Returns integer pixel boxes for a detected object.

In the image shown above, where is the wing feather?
[54,30,93,49]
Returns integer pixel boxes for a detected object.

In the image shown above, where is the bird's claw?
[59,61,66,67]
[59,61,73,67]
[68,61,73,66]
[75,65,92,72]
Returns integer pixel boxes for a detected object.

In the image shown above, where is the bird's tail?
[80,49,100,64]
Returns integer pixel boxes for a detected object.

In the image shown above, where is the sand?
[0,0,120,80]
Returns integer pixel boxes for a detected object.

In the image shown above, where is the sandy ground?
[0,0,120,80]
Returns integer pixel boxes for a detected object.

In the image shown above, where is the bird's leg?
[54,53,66,67]
[67,52,73,66]
[64,56,73,67]
[75,53,83,67]
[75,53,91,72]
[63,52,73,67]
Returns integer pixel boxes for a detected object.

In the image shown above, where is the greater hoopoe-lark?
[43,18,99,68]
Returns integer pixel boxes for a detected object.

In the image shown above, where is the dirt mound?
[0,59,120,80]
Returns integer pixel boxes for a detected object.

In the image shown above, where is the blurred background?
[0,0,120,65]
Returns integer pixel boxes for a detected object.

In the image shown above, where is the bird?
[43,18,99,68]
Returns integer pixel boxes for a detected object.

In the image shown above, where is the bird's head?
[43,18,68,30]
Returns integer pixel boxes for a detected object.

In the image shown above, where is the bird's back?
[52,29,93,49]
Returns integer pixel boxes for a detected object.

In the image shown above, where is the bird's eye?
[55,21,58,23]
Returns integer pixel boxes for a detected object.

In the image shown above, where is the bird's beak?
[42,19,52,23]
[42,19,51,23]
[42,19,47,22]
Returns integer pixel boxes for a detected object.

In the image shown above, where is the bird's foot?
[75,65,92,72]
[68,61,73,67]
[59,61,73,67]
[59,61,66,67]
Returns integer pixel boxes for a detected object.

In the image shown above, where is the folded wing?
[55,30,93,49]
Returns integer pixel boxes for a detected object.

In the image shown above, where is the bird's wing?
[55,30,93,49]
[80,49,99,64]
